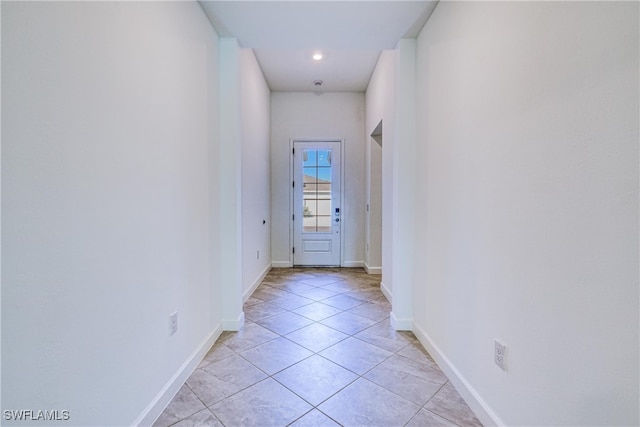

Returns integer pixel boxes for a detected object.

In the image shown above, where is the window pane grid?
[302,149,332,233]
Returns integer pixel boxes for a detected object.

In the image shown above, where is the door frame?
[289,138,345,267]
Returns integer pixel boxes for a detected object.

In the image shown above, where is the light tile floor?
[154,268,483,427]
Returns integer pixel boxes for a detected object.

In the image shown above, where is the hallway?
[154,269,482,426]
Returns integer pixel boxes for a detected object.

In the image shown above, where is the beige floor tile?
[197,343,236,369]
[155,268,484,427]
[262,271,293,279]
[216,322,279,352]
[354,320,414,352]
[318,378,420,427]
[321,280,364,293]
[292,302,343,322]
[319,337,392,375]
[373,291,391,301]
[406,409,459,427]
[320,311,378,335]
[269,293,315,310]
[314,272,351,281]
[186,354,267,406]
[239,337,313,375]
[285,272,319,281]
[395,345,448,382]
[346,301,390,322]
[257,311,314,335]
[344,288,384,302]
[266,281,316,294]
[321,294,367,310]
[152,385,205,427]
[364,354,447,405]
[243,295,265,307]
[425,381,484,427]
[252,287,290,303]
[397,340,438,364]
[261,277,302,287]
[285,323,349,353]
[172,408,222,427]
[210,378,312,426]
[273,355,358,406]
[297,277,342,287]
[293,286,339,301]
[289,409,341,427]
[335,276,378,288]
[244,302,287,322]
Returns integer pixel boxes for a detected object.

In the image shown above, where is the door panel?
[293,141,341,266]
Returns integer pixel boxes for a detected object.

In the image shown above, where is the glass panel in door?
[302,149,332,233]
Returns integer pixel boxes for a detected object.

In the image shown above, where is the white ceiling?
[199,1,438,92]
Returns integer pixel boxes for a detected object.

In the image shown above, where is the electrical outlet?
[169,312,178,336]
[494,340,507,371]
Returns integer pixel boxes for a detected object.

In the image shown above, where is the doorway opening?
[366,120,383,274]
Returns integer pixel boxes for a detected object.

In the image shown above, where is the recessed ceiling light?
[312,53,323,61]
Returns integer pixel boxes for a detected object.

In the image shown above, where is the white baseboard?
[222,311,245,331]
[273,261,366,269]
[364,262,382,275]
[135,325,223,427]
[271,261,292,268]
[342,260,364,268]
[390,311,412,331]
[243,263,271,302]
[412,322,503,427]
[380,281,392,303]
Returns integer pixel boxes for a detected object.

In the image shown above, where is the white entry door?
[293,141,342,266]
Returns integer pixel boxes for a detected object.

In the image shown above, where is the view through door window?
[302,149,332,233]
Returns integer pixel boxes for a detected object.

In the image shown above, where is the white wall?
[365,51,395,296]
[218,38,244,330]
[271,92,365,267]
[2,2,223,425]
[240,49,271,297]
[390,39,417,330]
[412,2,639,425]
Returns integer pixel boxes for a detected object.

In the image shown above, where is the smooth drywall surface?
[2,2,222,425]
[218,38,244,330]
[390,39,416,330]
[413,2,639,425]
[240,48,271,294]
[365,51,395,293]
[271,92,365,267]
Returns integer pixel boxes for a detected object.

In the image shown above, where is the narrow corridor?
[154,268,483,426]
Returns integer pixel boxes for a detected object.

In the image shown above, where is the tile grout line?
[158,268,465,427]
[236,276,400,423]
